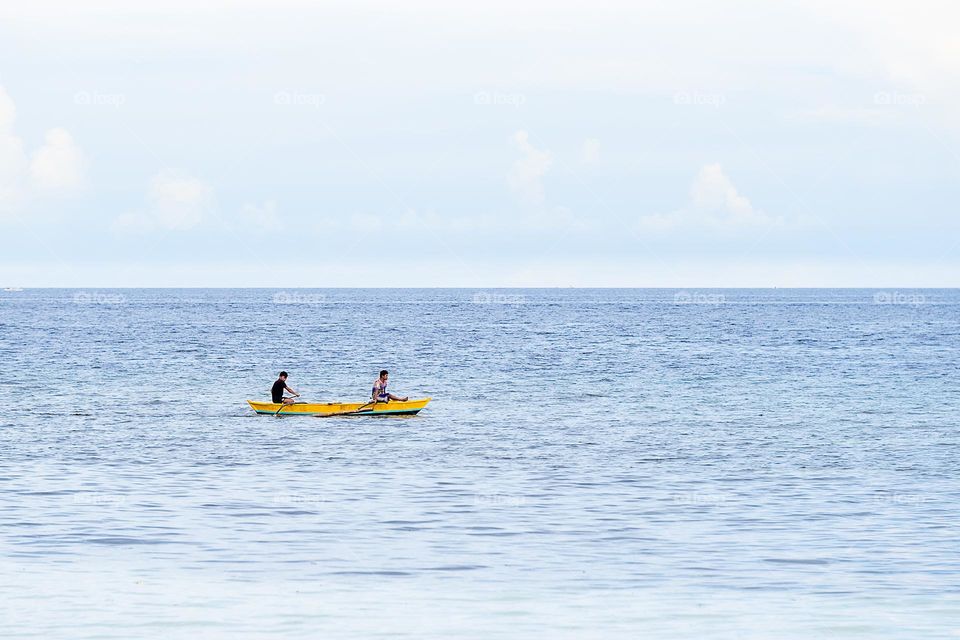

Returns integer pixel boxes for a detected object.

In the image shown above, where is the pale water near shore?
[1,289,958,638]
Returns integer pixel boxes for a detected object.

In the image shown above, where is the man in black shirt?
[271,371,299,405]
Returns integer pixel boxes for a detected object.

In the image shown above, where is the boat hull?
[247,397,431,417]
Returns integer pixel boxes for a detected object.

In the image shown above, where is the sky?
[1,0,959,287]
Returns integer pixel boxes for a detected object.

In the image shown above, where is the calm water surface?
[1,289,958,638]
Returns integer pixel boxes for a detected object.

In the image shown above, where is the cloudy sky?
[1,0,959,286]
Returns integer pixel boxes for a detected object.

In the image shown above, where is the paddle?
[316,400,376,418]
[274,396,301,416]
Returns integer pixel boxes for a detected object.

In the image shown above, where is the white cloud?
[115,169,213,233]
[312,212,384,233]
[30,128,86,190]
[690,164,755,219]
[111,211,154,234]
[582,138,600,165]
[310,204,589,236]
[238,200,279,229]
[148,170,212,230]
[785,106,891,126]
[0,86,86,217]
[507,130,551,205]
[639,163,781,231]
[804,0,960,93]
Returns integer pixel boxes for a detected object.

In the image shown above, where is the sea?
[1,288,957,638]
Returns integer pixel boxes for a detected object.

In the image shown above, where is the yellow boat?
[247,397,431,417]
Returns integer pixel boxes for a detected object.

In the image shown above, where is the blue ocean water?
[1,288,958,638]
